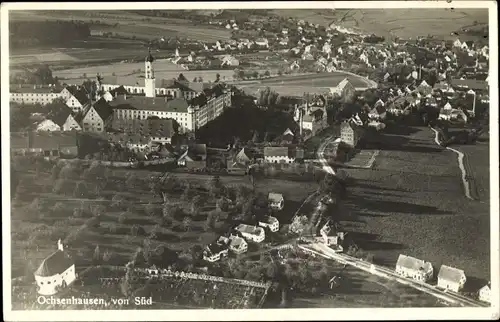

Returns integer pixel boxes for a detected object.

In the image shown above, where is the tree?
[120,261,136,297]
[111,194,125,208]
[198,76,204,82]
[215,73,221,82]
[182,216,192,232]
[252,71,259,79]
[264,70,271,77]
[102,249,113,263]
[178,73,188,82]
[193,77,198,82]
[93,245,101,264]
[206,175,224,198]
[73,181,87,198]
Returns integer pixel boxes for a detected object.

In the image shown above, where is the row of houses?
[395,254,491,303]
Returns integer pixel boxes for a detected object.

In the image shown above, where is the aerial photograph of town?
[4,3,496,315]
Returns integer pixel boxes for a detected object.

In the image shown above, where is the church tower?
[145,48,156,98]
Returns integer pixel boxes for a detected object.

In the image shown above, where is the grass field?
[232,72,371,97]
[271,9,488,40]
[9,10,233,42]
[53,59,234,84]
[10,162,319,280]
[339,126,490,290]
[289,264,444,308]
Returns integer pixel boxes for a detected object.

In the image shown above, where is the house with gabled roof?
[36,119,61,132]
[437,265,466,292]
[177,143,207,169]
[203,238,229,262]
[61,86,91,113]
[329,78,356,102]
[48,107,82,131]
[81,98,113,133]
[235,224,265,243]
[478,283,491,303]
[226,147,253,174]
[34,239,76,295]
[395,254,433,282]
[228,234,248,254]
[258,215,280,232]
[268,192,284,211]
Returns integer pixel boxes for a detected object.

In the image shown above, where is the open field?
[53,59,234,84]
[10,162,319,280]
[289,264,443,308]
[10,11,232,42]
[339,126,490,288]
[232,72,371,97]
[271,9,488,40]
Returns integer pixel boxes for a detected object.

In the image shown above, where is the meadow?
[53,59,235,84]
[340,126,490,290]
[10,158,319,281]
[9,10,232,42]
[233,72,371,97]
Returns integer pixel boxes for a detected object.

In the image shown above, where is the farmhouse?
[478,284,491,303]
[316,220,346,249]
[235,224,265,243]
[437,265,466,292]
[395,254,433,282]
[258,216,280,233]
[268,193,284,211]
[34,240,76,296]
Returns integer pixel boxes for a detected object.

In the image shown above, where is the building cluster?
[394,254,491,303]
[10,50,233,160]
[203,193,283,263]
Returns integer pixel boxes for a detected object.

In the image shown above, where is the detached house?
[268,192,284,211]
[478,284,491,303]
[227,147,253,174]
[235,224,265,243]
[228,234,248,254]
[203,238,229,262]
[258,215,280,232]
[437,265,466,292]
[395,254,433,282]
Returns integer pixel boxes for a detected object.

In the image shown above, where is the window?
[47,281,51,284]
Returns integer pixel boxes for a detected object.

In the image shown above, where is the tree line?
[10,20,91,48]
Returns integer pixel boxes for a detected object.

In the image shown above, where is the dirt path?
[430,127,474,200]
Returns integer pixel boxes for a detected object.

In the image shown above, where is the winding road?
[296,133,486,307]
[430,127,474,200]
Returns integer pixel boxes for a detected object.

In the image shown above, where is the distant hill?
[270,8,488,40]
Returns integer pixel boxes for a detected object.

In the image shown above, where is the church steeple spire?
[146,47,155,63]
